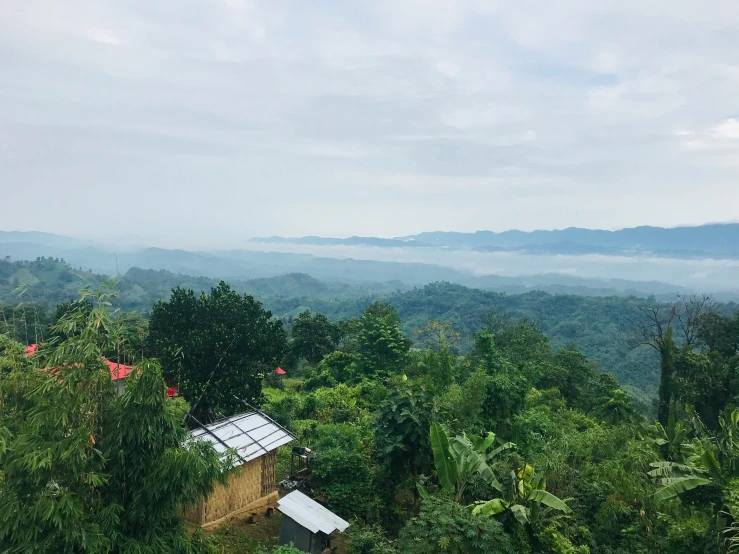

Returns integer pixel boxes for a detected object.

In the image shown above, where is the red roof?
[26,344,134,381]
[105,359,134,381]
[275,367,286,375]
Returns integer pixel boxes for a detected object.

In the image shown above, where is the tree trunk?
[657,328,676,427]
[657,354,672,427]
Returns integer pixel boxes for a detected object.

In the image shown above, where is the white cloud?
[678,118,739,154]
[711,118,739,139]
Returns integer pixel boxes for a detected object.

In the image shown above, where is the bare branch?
[675,294,715,346]
[634,303,676,351]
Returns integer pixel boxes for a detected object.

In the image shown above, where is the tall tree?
[636,304,679,426]
[637,295,716,426]
[417,321,459,392]
[473,331,529,429]
[289,309,341,365]
[146,282,286,422]
[0,290,226,553]
[355,303,411,380]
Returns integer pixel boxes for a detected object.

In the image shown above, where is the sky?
[1,0,739,244]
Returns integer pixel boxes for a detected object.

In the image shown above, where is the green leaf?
[416,482,432,501]
[528,489,572,513]
[653,476,712,501]
[510,503,530,525]
[701,449,722,480]
[470,498,509,515]
[489,442,516,458]
[430,423,457,493]
[648,461,705,478]
[449,433,474,458]
[472,432,496,454]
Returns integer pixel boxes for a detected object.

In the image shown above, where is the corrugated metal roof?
[277,490,350,535]
[189,411,295,465]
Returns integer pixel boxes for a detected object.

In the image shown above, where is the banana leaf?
[472,432,496,453]
[701,449,722,480]
[648,461,705,478]
[528,489,572,513]
[430,422,457,493]
[510,503,530,525]
[653,476,712,501]
[470,498,509,516]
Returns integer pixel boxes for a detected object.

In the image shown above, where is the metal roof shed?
[190,411,296,465]
[277,490,349,554]
[185,411,296,527]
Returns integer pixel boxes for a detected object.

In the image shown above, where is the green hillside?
[4,257,722,398]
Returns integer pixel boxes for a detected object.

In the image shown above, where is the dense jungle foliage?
[2,274,739,553]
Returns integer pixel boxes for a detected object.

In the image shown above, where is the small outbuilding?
[186,411,296,527]
[277,490,349,554]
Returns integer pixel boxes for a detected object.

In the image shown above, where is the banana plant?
[649,408,739,501]
[647,459,713,501]
[427,422,514,503]
[470,463,572,525]
[650,412,691,461]
[426,424,571,525]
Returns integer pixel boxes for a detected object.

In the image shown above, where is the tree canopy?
[146,282,286,422]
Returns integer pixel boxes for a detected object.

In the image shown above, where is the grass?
[209,508,282,554]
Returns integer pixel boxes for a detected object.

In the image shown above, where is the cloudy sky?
[1,0,738,243]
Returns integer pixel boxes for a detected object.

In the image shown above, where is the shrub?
[345,524,398,554]
[399,496,515,554]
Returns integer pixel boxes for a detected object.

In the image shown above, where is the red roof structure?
[105,359,134,381]
[275,367,286,375]
[26,344,134,381]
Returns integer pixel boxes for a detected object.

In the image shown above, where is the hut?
[277,490,349,554]
[186,411,296,528]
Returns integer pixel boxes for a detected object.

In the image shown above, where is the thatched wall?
[261,451,276,496]
[186,451,278,526]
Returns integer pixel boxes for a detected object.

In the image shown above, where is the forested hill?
[263,282,660,398]
[0,257,676,399]
[0,258,400,310]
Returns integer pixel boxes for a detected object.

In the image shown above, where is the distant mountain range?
[2,226,738,299]
[251,223,739,259]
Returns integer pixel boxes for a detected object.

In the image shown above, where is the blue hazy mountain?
[251,223,739,258]
[400,223,739,258]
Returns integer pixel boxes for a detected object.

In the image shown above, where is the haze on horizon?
[2,0,739,243]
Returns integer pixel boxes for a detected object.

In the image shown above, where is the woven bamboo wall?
[185,452,278,525]
[261,451,276,497]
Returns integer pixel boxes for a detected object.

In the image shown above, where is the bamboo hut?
[186,411,296,528]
